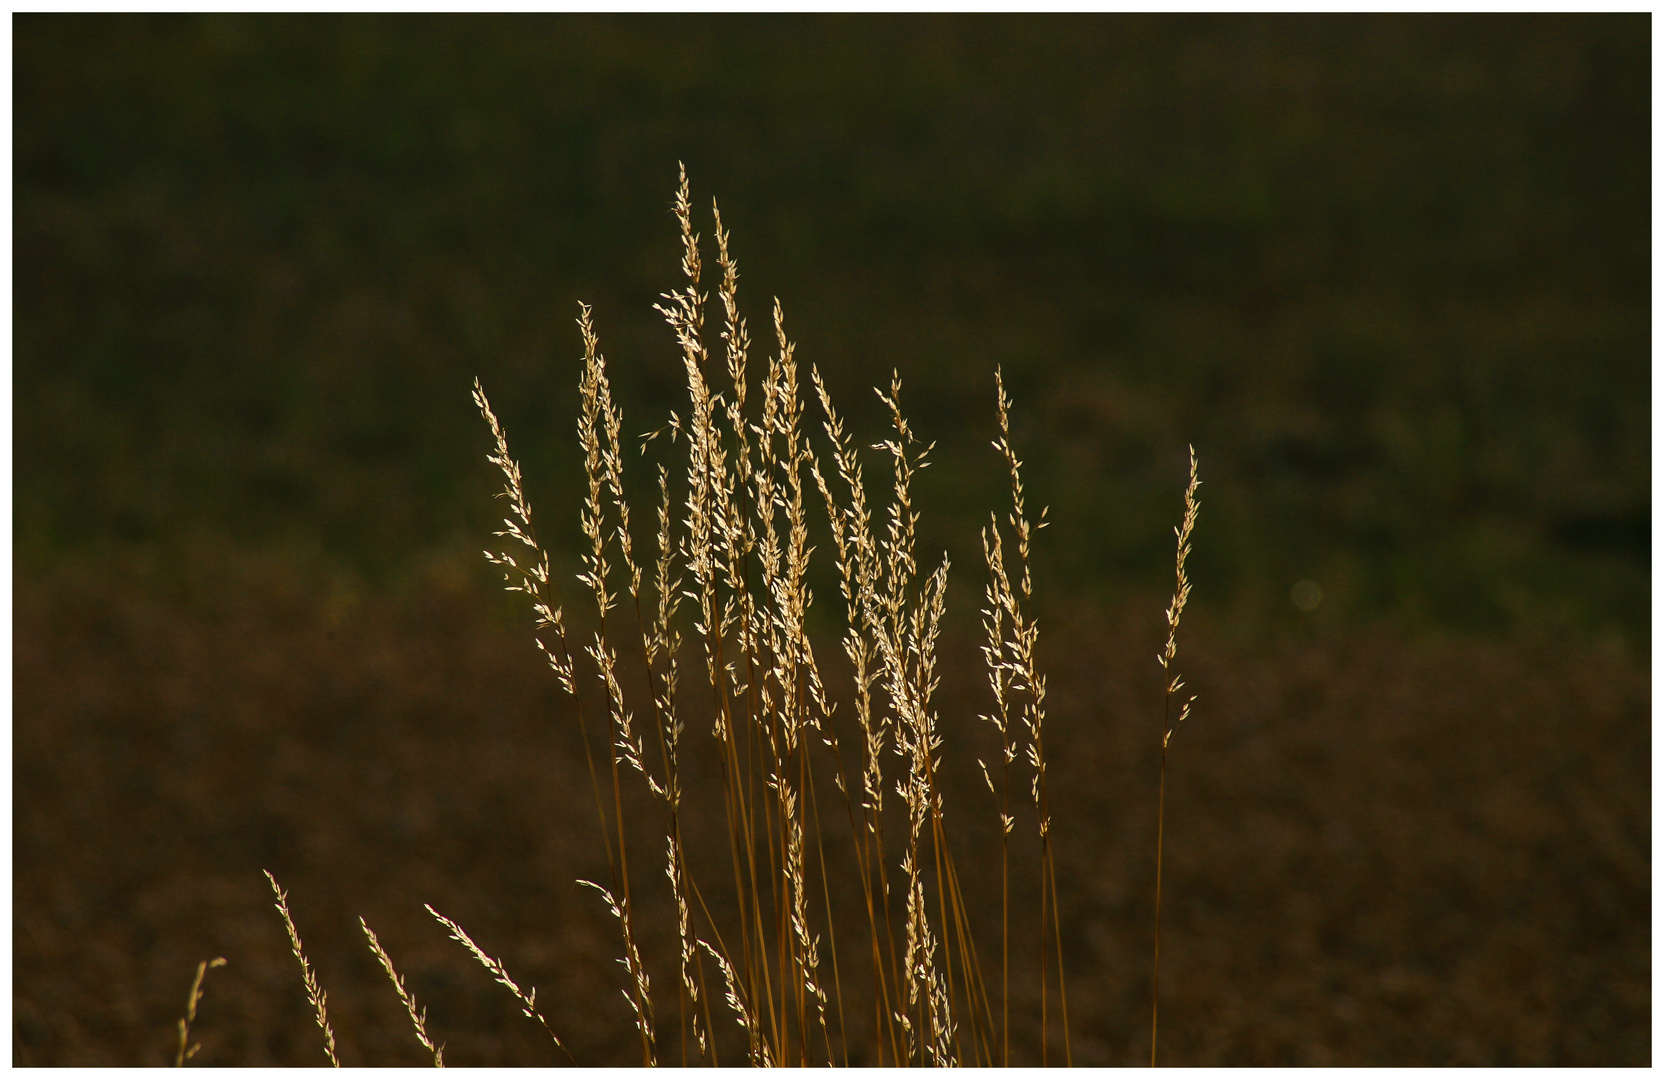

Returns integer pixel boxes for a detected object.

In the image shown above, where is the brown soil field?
[13,545,1649,1066]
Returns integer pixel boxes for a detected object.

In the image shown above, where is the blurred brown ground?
[13,542,1648,1066]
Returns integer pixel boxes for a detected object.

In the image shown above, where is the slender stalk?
[805,758,852,1066]
[1040,840,1050,1066]
[1002,823,1010,1067]
[1151,733,1167,1067]
[1046,822,1071,1066]
[1150,447,1201,1068]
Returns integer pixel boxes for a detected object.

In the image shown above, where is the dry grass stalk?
[981,365,1072,1065]
[474,364,654,1065]
[359,917,444,1067]
[811,366,907,1065]
[986,367,1071,1066]
[424,904,570,1060]
[173,956,225,1067]
[1151,446,1201,1067]
[576,301,657,1066]
[263,871,339,1067]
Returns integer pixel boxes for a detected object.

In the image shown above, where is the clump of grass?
[253,168,1201,1066]
[465,166,1080,1067]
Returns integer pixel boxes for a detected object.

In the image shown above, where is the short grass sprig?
[359,917,444,1067]
[173,956,226,1067]
[263,871,339,1067]
[425,904,571,1061]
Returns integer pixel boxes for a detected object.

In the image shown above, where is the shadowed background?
[14,14,1649,1065]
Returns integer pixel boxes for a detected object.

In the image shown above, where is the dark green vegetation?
[17,14,1650,640]
[14,15,1650,1067]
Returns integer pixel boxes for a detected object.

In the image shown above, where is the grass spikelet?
[173,956,225,1067]
[701,938,772,1065]
[263,871,339,1068]
[359,917,444,1067]
[424,903,570,1060]
[577,880,658,1064]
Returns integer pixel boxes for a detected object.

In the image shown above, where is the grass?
[360,916,446,1067]
[464,166,1081,1066]
[172,956,225,1067]
[249,169,1203,1067]
[264,871,340,1067]
[1150,447,1200,1067]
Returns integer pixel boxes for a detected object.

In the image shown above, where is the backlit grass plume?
[260,168,1204,1067]
[466,167,1077,1066]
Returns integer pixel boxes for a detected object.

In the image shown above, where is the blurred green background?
[16,13,1651,641]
